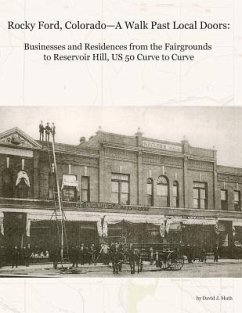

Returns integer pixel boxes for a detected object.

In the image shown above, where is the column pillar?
[33,151,40,198]
[99,144,105,202]
[182,139,189,208]
[0,212,4,236]
[135,129,143,205]
[213,149,218,210]
[137,150,143,205]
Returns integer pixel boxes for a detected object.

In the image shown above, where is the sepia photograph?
[0,106,242,278]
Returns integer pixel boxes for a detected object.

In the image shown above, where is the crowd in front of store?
[1,239,242,274]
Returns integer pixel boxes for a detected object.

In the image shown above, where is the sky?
[0,106,242,167]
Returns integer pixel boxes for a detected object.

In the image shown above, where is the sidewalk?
[0,258,242,277]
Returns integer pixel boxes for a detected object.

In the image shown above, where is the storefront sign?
[80,201,149,212]
[142,140,182,152]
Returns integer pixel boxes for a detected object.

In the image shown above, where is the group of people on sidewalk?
[69,242,110,268]
[183,243,220,263]
[0,245,32,268]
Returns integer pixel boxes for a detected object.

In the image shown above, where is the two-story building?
[0,126,242,256]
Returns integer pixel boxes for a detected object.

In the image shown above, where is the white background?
[1,0,242,312]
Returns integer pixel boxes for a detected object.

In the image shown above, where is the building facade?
[1,127,242,256]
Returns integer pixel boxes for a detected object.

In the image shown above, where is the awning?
[182,218,217,226]
[103,213,165,225]
[102,214,166,237]
[61,174,79,190]
[16,171,30,187]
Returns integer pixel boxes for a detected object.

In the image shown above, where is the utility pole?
[50,130,64,262]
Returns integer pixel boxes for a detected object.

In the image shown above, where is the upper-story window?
[111,173,130,205]
[2,169,14,198]
[193,182,207,209]
[61,174,78,202]
[172,181,179,208]
[16,171,30,199]
[221,189,228,211]
[234,190,241,211]
[81,176,90,202]
[157,176,169,207]
[147,178,153,206]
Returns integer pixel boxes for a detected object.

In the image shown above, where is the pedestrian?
[149,247,154,265]
[79,243,85,266]
[39,121,45,141]
[50,247,59,269]
[0,245,4,268]
[22,246,31,267]
[213,244,219,262]
[110,243,120,274]
[90,244,96,265]
[11,246,20,268]
[100,242,110,265]
[200,245,207,263]
[186,244,193,263]
[45,122,51,142]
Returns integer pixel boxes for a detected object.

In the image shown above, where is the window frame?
[172,181,179,208]
[147,178,154,206]
[221,189,228,211]
[111,173,130,205]
[81,176,90,202]
[157,175,170,207]
[234,190,241,211]
[192,182,207,210]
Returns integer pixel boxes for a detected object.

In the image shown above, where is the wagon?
[130,243,185,271]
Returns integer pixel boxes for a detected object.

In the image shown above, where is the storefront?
[102,213,165,244]
[181,218,217,252]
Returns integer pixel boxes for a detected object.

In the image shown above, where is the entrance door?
[3,212,27,248]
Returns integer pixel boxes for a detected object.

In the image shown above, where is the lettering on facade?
[80,201,149,212]
[188,160,213,171]
[142,140,182,152]
[142,153,182,168]
[104,147,136,161]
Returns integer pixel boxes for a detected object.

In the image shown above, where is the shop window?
[234,190,241,211]
[221,189,228,211]
[157,176,169,207]
[111,173,130,205]
[172,181,179,208]
[81,176,90,202]
[2,169,14,198]
[193,182,207,209]
[147,178,153,206]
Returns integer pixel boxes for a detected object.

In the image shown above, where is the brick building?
[0,126,242,256]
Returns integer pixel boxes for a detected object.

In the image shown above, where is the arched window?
[172,181,179,208]
[2,169,14,198]
[147,178,153,206]
[157,176,169,207]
